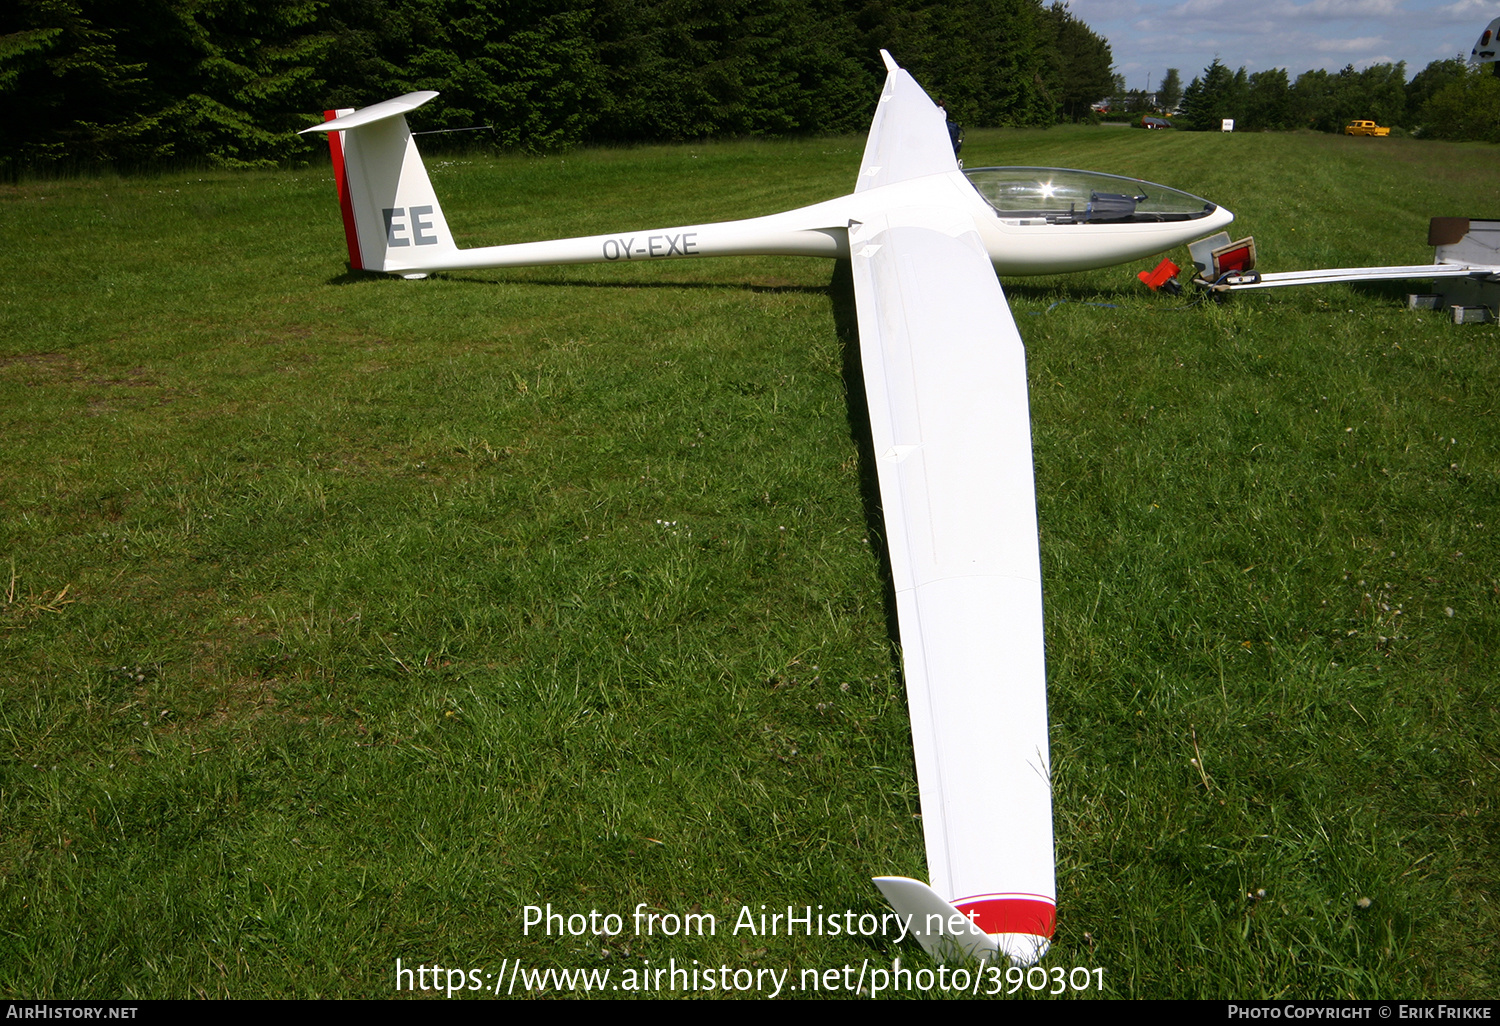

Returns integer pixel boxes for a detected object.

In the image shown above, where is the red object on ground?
[1137,257,1180,291]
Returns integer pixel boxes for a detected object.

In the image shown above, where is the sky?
[1063,0,1496,90]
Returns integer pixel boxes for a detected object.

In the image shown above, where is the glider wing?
[855,52,960,193]
[850,204,1055,965]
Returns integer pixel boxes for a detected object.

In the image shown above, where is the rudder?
[304,92,457,274]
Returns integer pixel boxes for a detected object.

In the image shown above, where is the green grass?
[1,125,1496,999]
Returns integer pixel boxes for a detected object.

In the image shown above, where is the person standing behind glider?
[938,100,964,157]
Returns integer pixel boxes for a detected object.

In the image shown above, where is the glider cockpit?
[964,167,1220,225]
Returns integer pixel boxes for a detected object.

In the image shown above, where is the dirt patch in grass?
[0,353,83,381]
[203,671,287,728]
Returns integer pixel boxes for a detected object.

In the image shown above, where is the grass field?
[2,124,1497,999]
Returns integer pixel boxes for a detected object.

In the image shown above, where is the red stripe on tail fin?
[324,109,362,270]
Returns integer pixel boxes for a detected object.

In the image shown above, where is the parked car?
[1344,120,1390,136]
[1140,116,1172,130]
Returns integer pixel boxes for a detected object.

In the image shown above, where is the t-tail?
[305,92,458,275]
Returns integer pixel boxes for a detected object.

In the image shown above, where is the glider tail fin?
[302,92,457,274]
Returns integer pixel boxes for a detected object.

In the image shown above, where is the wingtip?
[880,49,899,73]
[873,876,1054,967]
[872,876,997,963]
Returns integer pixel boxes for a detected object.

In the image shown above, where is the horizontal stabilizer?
[302,92,440,134]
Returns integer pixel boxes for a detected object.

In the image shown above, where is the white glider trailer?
[303,53,1234,967]
[1178,220,1500,324]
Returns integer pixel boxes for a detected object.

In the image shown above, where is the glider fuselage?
[377,168,1232,278]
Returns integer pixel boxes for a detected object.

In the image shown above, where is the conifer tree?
[1040,0,1111,122]
[1157,67,1180,112]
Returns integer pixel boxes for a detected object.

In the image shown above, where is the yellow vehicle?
[1344,120,1390,136]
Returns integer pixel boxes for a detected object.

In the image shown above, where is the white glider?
[302,52,1233,966]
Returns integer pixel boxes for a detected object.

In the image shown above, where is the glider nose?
[1202,202,1235,234]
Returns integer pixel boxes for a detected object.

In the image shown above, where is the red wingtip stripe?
[955,897,1056,938]
[324,109,362,270]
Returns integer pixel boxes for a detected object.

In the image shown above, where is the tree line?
[1170,56,1499,140]
[0,0,1115,172]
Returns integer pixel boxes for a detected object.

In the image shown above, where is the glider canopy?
[965,167,1219,225]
